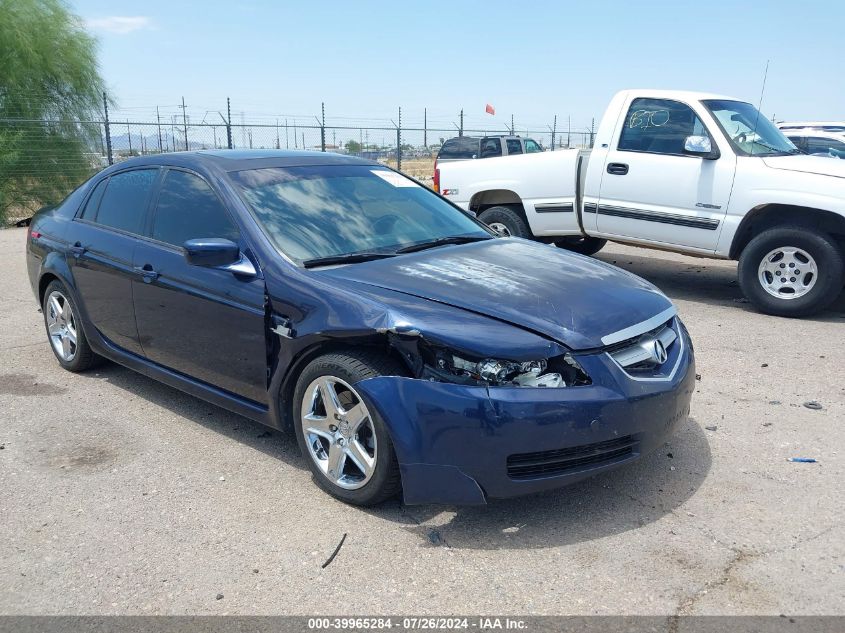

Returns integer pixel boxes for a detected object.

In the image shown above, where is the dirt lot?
[385,157,435,184]
[0,226,843,615]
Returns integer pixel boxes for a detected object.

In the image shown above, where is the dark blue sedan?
[26,150,695,505]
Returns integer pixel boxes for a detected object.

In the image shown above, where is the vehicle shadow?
[79,360,711,552]
[595,250,845,320]
[366,416,711,550]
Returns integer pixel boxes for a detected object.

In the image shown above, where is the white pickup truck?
[435,89,845,317]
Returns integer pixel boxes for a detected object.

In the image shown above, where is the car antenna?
[751,59,770,156]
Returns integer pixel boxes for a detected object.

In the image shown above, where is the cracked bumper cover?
[355,327,695,506]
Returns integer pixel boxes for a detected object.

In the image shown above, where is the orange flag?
[485,104,495,115]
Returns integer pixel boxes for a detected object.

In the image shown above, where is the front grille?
[506,435,638,479]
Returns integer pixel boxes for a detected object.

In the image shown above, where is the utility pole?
[156,106,163,153]
[226,97,233,149]
[276,119,280,149]
[511,114,514,135]
[396,106,402,171]
[424,108,427,149]
[567,116,571,148]
[551,115,557,150]
[589,117,595,148]
[285,119,289,149]
[180,96,189,150]
[127,120,132,154]
[320,102,326,152]
[459,109,464,137]
[102,92,113,165]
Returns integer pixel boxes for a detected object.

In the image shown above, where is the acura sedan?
[26,150,695,505]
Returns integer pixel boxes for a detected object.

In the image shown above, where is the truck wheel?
[555,236,607,256]
[478,206,531,238]
[738,226,844,317]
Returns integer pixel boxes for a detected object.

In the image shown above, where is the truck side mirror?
[684,135,719,159]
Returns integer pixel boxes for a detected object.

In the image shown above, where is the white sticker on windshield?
[371,169,417,187]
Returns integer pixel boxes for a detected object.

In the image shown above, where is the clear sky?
[73,0,843,133]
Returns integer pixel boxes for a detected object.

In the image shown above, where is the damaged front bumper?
[355,325,695,505]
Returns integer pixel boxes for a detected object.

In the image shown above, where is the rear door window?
[95,169,158,234]
[437,137,478,159]
[506,139,523,155]
[152,170,240,247]
[805,137,845,154]
[525,139,543,153]
[80,178,108,220]
[480,138,502,158]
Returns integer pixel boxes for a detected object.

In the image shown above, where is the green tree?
[0,0,106,222]
[345,139,361,154]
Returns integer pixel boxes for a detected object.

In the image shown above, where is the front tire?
[555,236,607,256]
[292,351,405,506]
[478,206,532,238]
[42,280,101,372]
[738,226,844,317]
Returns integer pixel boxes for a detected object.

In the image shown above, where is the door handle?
[134,264,160,283]
[69,242,86,258]
[607,162,629,175]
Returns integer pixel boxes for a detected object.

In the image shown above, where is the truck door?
[594,97,735,251]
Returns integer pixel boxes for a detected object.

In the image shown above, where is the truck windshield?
[229,165,490,265]
[703,100,800,156]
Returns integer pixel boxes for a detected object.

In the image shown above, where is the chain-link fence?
[1,95,596,220]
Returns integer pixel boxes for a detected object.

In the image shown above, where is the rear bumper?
[356,324,695,505]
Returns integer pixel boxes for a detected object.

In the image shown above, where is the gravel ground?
[0,226,842,615]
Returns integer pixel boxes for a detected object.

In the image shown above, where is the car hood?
[317,238,673,350]
[762,155,845,179]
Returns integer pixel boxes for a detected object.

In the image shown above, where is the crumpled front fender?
[354,376,492,505]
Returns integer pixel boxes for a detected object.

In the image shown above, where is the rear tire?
[292,351,405,506]
[555,236,607,256]
[738,226,844,317]
[478,206,532,238]
[42,280,101,372]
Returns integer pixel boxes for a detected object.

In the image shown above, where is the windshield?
[229,165,490,264]
[703,99,799,156]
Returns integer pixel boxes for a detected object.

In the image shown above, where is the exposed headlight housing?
[425,349,590,388]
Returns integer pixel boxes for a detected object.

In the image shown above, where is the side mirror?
[684,135,719,159]
[184,238,240,268]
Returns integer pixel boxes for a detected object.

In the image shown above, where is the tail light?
[433,162,440,193]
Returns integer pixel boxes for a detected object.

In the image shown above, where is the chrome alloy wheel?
[757,246,818,300]
[300,376,377,490]
[46,290,78,361]
[487,222,511,237]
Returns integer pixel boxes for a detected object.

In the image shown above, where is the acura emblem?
[652,339,668,364]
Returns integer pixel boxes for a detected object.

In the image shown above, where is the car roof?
[104,149,380,173]
[777,121,845,129]
[619,88,740,102]
[783,130,845,140]
[444,135,523,142]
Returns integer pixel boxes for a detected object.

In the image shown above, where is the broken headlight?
[426,350,591,388]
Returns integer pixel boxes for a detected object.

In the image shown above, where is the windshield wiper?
[752,140,804,155]
[302,252,397,268]
[394,235,493,254]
